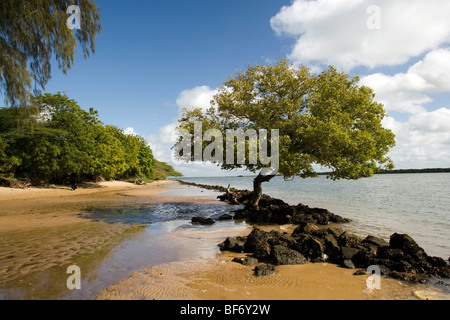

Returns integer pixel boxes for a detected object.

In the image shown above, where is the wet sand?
[95,224,420,301]
[0,181,180,299]
[0,180,429,300]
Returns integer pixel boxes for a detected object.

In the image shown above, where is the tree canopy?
[0,0,101,106]
[0,93,181,186]
[175,59,396,208]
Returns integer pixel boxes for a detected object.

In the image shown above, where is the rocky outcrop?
[272,245,307,266]
[180,180,449,283]
[191,217,215,225]
[178,180,350,226]
[218,227,450,283]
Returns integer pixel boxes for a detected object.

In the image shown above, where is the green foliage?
[0,93,160,185]
[153,160,183,180]
[0,0,101,106]
[176,59,396,181]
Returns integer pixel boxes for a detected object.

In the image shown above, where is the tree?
[0,93,162,185]
[175,59,396,209]
[0,0,101,106]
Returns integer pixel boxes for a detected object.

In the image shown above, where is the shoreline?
[0,180,447,300]
[0,180,177,234]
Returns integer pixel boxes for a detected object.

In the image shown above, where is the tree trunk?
[248,172,276,210]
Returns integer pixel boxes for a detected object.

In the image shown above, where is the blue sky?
[12,0,450,176]
[45,0,293,136]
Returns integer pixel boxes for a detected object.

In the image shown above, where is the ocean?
[177,173,450,260]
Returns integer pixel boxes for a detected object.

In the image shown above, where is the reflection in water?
[0,222,144,300]
[81,202,244,225]
[0,201,245,300]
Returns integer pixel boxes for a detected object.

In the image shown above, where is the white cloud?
[176,86,218,113]
[270,0,450,70]
[360,48,450,114]
[383,109,450,168]
[148,86,249,177]
[123,127,138,136]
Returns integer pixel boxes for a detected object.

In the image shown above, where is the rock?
[353,269,366,276]
[243,229,268,251]
[295,234,325,260]
[323,234,341,262]
[218,237,245,252]
[243,228,272,260]
[427,256,448,268]
[272,245,307,266]
[277,234,297,249]
[218,214,233,221]
[232,256,259,266]
[343,259,356,269]
[352,249,376,268]
[254,264,275,277]
[304,223,320,234]
[361,242,379,255]
[233,209,247,220]
[363,235,389,248]
[292,223,319,235]
[379,247,404,261]
[341,246,360,260]
[268,204,294,224]
[338,231,362,248]
[191,217,215,225]
[327,227,344,238]
[312,228,330,239]
[389,233,421,254]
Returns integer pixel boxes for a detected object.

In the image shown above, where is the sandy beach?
[0,180,424,300]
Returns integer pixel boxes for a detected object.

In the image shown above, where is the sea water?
[177,173,450,260]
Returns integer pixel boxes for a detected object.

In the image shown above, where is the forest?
[0,93,181,186]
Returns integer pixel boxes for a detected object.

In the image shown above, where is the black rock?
[272,245,307,266]
[295,234,324,259]
[232,256,259,266]
[218,237,245,252]
[218,214,233,221]
[191,217,215,225]
[323,234,341,262]
[243,228,272,260]
[341,246,360,260]
[389,233,421,254]
[327,227,345,238]
[379,247,404,261]
[353,269,367,276]
[343,259,356,269]
[338,232,362,248]
[363,235,389,248]
[254,264,275,277]
[352,249,376,268]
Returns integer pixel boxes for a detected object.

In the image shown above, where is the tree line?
[0,93,181,186]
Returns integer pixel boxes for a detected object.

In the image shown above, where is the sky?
[29,0,450,176]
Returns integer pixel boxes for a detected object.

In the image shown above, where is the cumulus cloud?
[148,86,246,176]
[383,109,450,168]
[176,86,218,113]
[360,48,450,114]
[270,0,450,70]
[123,127,138,136]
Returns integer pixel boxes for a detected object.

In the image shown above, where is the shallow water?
[177,174,450,260]
[1,182,448,300]
[0,187,247,300]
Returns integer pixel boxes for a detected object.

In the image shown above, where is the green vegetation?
[0,0,101,106]
[153,160,183,180]
[0,93,181,186]
[176,59,396,208]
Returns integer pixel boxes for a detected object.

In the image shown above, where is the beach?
[0,180,438,300]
